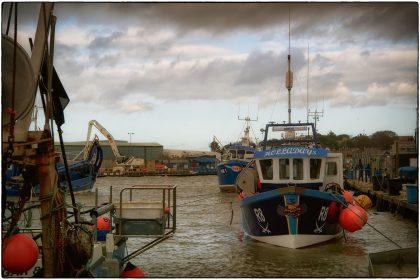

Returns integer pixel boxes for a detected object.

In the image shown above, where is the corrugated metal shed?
[55,140,163,162]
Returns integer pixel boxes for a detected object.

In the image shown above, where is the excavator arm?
[83,120,125,163]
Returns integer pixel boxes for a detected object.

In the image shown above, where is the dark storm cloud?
[3,2,417,111]
[3,2,417,43]
[53,2,417,41]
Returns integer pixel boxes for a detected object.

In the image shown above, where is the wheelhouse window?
[326,162,337,176]
[310,158,322,179]
[245,150,255,159]
[259,159,273,180]
[229,150,237,159]
[293,159,304,180]
[237,150,245,159]
[279,158,290,179]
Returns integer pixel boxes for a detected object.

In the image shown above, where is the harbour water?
[81,175,417,277]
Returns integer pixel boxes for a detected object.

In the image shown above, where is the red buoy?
[97,216,110,230]
[2,233,39,274]
[343,191,353,204]
[120,262,145,278]
[327,201,341,221]
[339,204,368,232]
[354,205,368,223]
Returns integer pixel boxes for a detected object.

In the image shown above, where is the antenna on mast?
[285,6,293,124]
[306,43,309,124]
[238,114,258,147]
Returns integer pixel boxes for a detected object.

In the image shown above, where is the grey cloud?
[6,2,416,113]
[53,2,418,43]
[360,50,370,58]
[8,3,415,42]
[88,31,125,50]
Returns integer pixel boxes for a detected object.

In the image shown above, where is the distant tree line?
[317,130,398,151]
[210,130,400,153]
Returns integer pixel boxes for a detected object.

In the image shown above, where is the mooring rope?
[329,192,402,248]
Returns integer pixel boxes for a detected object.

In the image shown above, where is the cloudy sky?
[2,2,418,150]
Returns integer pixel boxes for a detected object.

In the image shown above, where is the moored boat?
[216,117,257,192]
[217,145,256,191]
[5,140,103,196]
[236,122,352,248]
[235,25,367,247]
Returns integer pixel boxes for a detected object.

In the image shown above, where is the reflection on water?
[86,175,417,277]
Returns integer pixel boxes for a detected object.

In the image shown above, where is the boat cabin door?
[235,163,257,195]
[323,153,343,190]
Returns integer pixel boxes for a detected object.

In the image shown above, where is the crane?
[83,120,126,163]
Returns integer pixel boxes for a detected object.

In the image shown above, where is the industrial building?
[55,140,163,169]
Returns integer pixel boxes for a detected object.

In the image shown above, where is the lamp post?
[128,132,134,156]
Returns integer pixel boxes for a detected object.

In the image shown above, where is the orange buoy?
[120,262,145,278]
[327,201,341,221]
[97,216,110,230]
[339,204,368,232]
[2,233,39,274]
[343,191,353,204]
[354,205,368,223]
[355,194,373,210]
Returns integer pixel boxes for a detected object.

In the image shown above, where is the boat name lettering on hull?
[263,147,318,157]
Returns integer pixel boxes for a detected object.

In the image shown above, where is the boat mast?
[306,43,309,124]
[285,8,293,124]
[238,115,258,146]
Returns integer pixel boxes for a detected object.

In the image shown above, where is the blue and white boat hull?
[240,186,345,249]
[217,160,248,187]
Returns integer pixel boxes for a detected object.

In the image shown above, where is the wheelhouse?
[224,145,255,161]
[253,147,343,191]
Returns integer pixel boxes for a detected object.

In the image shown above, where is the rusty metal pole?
[37,137,58,277]
[32,3,56,276]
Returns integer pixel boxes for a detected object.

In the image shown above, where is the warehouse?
[55,140,163,168]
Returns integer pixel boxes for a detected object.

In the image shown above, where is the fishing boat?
[216,116,257,192]
[2,3,176,277]
[5,140,103,196]
[56,140,103,193]
[234,20,367,248]
[236,122,352,248]
[368,247,418,277]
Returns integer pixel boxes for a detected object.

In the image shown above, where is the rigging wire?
[235,120,247,144]
[5,2,13,36]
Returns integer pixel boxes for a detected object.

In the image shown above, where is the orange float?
[355,194,373,209]
[97,216,110,230]
[343,191,353,204]
[327,201,341,221]
[354,205,368,223]
[338,204,368,232]
[2,233,39,274]
[120,262,145,278]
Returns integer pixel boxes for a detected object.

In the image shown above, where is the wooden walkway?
[346,179,418,219]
